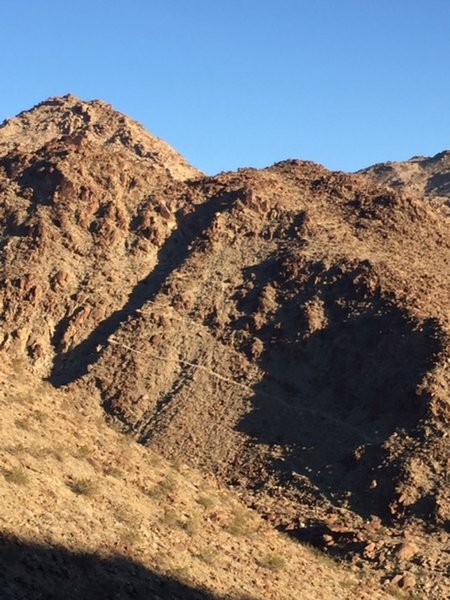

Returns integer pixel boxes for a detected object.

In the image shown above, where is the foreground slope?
[0,354,386,600]
[0,96,449,598]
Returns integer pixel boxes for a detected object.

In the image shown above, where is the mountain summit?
[0,96,449,599]
[0,94,201,181]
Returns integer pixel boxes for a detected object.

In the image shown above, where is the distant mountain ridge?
[357,150,450,210]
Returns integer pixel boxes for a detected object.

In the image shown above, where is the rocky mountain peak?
[0,94,201,181]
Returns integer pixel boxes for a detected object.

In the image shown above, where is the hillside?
[1,95,449,599]
[357,151,450,212]
[1,354,385,600]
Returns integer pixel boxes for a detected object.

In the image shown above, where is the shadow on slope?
[236,257,443,522]
[0,535,233,600]
[51,188,237,386]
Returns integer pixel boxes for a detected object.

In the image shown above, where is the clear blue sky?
[1,1,450,174]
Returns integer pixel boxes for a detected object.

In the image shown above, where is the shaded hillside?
[1,96,449,598]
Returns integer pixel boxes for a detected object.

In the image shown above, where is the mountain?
[1,95,449,599]
[357,150,450,210]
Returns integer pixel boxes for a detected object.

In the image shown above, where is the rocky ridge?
[1,95,449,599]
[357,150,450,212]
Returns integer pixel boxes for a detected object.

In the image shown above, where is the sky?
[1,1,450,175]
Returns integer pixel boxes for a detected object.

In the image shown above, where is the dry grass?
[260,553,287,571]
[226,506,258,537]
[68,477,99,497]
[2,466,29,486]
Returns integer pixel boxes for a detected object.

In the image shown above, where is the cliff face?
[1,96,449,598]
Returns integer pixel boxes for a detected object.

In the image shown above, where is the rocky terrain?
[0,95,449,598]
[358,151,450,212]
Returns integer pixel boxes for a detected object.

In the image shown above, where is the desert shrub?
[119,528,141,545]
[147,451,163,468]
[260,553,286,571]
[147,475,178,499]
[196,548,218,565]
[14,417,31,431]
[104,465,122,478]
[32,410,47,423]
[73,445,91,459]
[159,475,177,493]
[171,457,183,471]
[196,494,216,509]
[182,515,201,536]
[3,466,29,486]
[114,506,141,528]
[145,484,166,500]
[68,477,99,497]
[49,445,65,462]
[11,357,27,377]
[161,508,182,528]
[226,506,257,536]
[302,542,336,566]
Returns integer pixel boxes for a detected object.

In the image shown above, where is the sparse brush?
[339,580,356,591]
[153,551,172,572]
[386,589,424,600]
[14,417,31,431]
[196,494,216,509]
[3,466,29,486]
[26,444,52,458]
[159,475,178,493]
[226,506,257,536]
[302,542,335,566]
[49,445,65,462]
[37,380,54,395]
[9,394,28,405]
[145,484,166,500]
[32,409,47,423]
[11,357,27,377]
[68,477,99,497]
[168,566,191,585]
[182,515,201,536]
[161,508,182,528]
[5,443,27,456]
[260,553,287,571]
[147,452,163,468]
[104,465,122,478]
[145,474,178,499]
[171,457,183,471]
[196,548,219,565]
[114,506,141,528]
[119,528,141,545]
[73,445,91,459]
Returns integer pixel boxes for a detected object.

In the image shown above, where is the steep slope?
[1,97,449,598]
[357,150,450,211]
[0,95,201,375]
[1,354,385,600]
[77,161,450,598]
